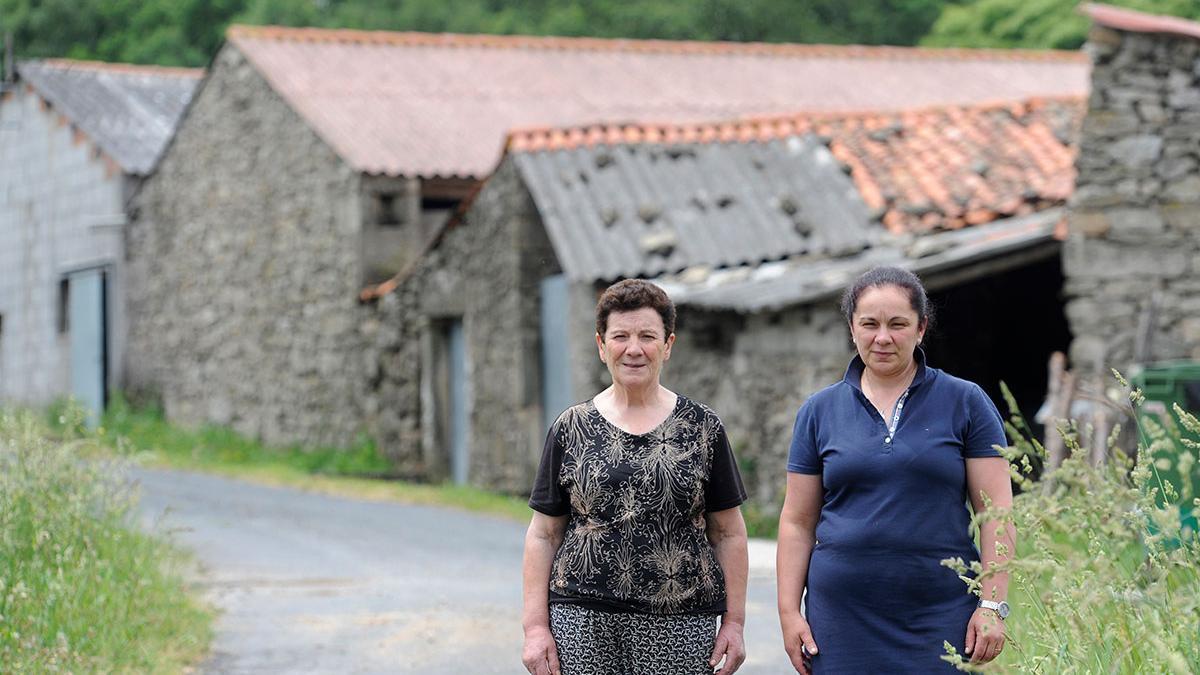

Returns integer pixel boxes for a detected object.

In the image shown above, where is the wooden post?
[1043,352,1072,472]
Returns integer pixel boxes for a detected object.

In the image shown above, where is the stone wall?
[1064,25,1200,369]
[366,158,558,490]
[667,304,850,507]
[125,43,369,448]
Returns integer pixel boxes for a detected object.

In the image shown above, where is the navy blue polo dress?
[787,350,1006,673]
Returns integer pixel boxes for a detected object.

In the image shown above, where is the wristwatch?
[979,600,1010,620]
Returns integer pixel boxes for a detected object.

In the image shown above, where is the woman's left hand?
[708,619,746,675]
[964,607,1006,664]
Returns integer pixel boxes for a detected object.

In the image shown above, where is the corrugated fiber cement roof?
[16,59,202,176]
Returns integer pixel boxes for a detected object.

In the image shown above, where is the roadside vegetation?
[942,379,1200,672]
[0,406,211,672]
[97,394,532,522]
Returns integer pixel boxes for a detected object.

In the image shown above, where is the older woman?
[522,279,749,675]
[777,267,1015,673]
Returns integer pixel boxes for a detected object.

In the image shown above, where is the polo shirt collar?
[843,346,930,392]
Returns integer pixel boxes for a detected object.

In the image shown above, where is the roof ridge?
[1083,3,1200,40]
[505,95,1088,152]
[25,58,204,79]
[226,23,1088,63]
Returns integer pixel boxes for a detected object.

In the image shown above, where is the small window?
[374,192,404,227]
[58,278,70,333]
[421,196,460,212]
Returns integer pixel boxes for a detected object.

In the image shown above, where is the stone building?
[373,97,1083,501]
[126,24,1090,471]
[1064,4,1200,371]
[0,59,200,420]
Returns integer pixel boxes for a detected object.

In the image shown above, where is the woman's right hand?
[781,612,819,674]
[521,625,561,675]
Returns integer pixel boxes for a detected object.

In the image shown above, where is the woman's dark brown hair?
[595,279,676,339]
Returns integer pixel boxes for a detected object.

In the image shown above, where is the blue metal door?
[447,319,468,485]
[67,268,107,427]
[539,275,574,433]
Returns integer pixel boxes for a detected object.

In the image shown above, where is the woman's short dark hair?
[595,279,676,338]
[840,266,934,329]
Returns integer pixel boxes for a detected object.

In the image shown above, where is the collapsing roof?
[502,97,1082,285]
[15,59,203,176]
[654,208,1065,312]
[226,24,1090,179]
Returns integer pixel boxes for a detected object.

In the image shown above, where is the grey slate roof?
[513,135,877,283]
[17,60,202,176]
[654,208,1064,312]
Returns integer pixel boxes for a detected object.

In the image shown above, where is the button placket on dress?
[882,389,911,450]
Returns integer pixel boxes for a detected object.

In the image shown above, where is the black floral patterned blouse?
[529,395,747,615]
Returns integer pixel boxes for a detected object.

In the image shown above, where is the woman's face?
[850,284,926,379]
[596,307,675,390]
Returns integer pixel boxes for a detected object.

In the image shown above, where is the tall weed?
[942,379,1199,673]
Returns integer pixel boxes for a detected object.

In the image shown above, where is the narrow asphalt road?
[133,468,795,674]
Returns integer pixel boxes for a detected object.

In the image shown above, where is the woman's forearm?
[978,518,1014,602]
[709,513,749,626]
[521,523,562,632]
[776,518,815,618]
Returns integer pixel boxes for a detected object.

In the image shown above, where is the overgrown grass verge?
[95,395,531,523]
[0,408,211,672]
[941,380,1200,673]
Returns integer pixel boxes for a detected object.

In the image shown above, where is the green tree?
[1,0,952,68]
[923,0,1200,50]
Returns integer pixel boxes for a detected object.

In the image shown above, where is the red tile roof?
[227,24,1089,179]
[506,96,1083,234]
[1084,3,1200,40]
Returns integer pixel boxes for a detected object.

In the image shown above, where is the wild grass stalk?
[0,407,211,672]
[941,378,1200,673]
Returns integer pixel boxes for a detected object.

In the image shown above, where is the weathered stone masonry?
[365,160,560,490]
[1065,25,1200,369]
[125,44,370,448]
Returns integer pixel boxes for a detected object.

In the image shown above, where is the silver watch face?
[981,600,1010,619]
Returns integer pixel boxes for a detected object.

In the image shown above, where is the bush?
[942,380,1200,673]
[0,407,210,672]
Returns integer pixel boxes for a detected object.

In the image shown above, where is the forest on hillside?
[0,0,1198,67]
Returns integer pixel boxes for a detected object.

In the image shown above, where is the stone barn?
[126,23,1089,478]
[1064,4,1200,372]
[371,97,1083,501]
[0,59,200,420]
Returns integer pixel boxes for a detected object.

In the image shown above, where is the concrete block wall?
[0,85,125,405]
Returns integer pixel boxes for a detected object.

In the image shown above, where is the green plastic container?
[1129,361,1200,542]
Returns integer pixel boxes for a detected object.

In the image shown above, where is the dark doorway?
[922,256,1072,433]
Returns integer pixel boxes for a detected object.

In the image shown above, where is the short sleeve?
[705,418,747,512]
[528,421,569,516]
[787,399,821,474]
[964,384,1007,458]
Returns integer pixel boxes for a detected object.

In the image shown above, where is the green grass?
[96,394,532,523]
[0,408,211,673]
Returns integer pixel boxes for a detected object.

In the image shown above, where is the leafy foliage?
[0,0,947,67]
[922,0,1200,50]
